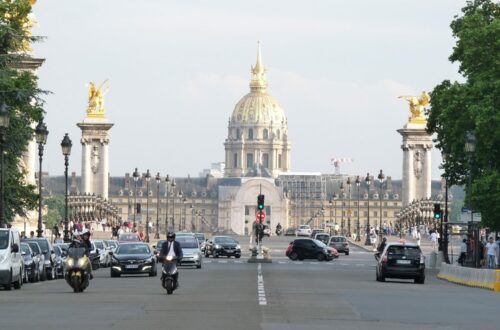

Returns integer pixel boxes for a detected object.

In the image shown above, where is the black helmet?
[167,232,176,239]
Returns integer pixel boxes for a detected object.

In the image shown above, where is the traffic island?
[247,246,272,263]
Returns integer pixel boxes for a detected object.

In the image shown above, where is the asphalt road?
[0,235,498,330]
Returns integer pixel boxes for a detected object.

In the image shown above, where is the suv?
[375,243,425,284]
[296,225,312,237]
[23,237,56,280]
[286,238,334,261]
[328,236,350,255]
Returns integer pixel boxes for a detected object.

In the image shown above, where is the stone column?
[81,139,91,194]
[424,145,432,198]
[101,140,109,199]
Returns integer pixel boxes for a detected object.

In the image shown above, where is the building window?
[364,211,368,216]
[364,202,368,206]
[236,129,241,139]
[393,211,398,217]
[384,202,388,207]
[277,129,281,139]
[263,129,268,139]
[263,153,269,168]
[245,206,250,216]
[233,153,238,168]
[248,129,254,140]
[393,202,398,207]
[246,153,254,168]
[374,202,378,207]
[383,211,388,217]
[278,154,282,168]
[374,211,378,217]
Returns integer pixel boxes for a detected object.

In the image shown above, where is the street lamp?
[442,152,450,264]
[0,103,9,227]
[465,131,476,267]
[182,196,187,231]
[132,168,139,231]
[377,170,385,240]
[164,175,170,236]
[340,182,345,236]
[155,172,161,239]
[145,169,151,242]
[346,177,352,237]
[190,204,194,232]
[61,133,72,243]
[364,173,372,246]
[355,175,361,242]
[35,120,48,237]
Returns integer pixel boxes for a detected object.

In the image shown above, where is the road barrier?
[437,263,500,292]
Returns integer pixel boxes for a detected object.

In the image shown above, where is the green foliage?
[43,195,65,229]
[0,1,46,223]
[427,0,500,231]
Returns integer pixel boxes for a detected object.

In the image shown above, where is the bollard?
[428,252,437,269]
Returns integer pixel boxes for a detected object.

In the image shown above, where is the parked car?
[22,240,46,281]
[375,243,425,284]
[110,243,157,277]
[328,236,350,255]
[118,233,141,243]
[314,233,330,245]
[92,240,111,267]
[310,228,325,238]
[21,243,39,283]
[285,238,335,261]
[285,227,296,236]
[52,244,66,279]
[105,240,118,253]
[0,228,23,290]
[22,237,55,280]
[263,225,271,237]
[194,234,206,252]
[204,236,241,258]
[177,236,202,269]
[296,225,312,237]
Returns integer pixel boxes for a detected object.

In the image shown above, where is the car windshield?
[299,226,309,229]
[21,244,31,255]
[53,246,62,256]
[116,244,150,255]
[178,238,199,249]
[195,234,205,241]
[313,239,327,248]
[387,246,421,257]
[0,231,8,249]
[156,240,166,249]
[119,234,140,241]
[106,241,117,248]
[94,241,104,249]
[26,242,41,254]
[214,237,235,244]
[68,247,86,258]
[34,239,49,253]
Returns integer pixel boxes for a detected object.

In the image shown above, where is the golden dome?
[231,42,286,124]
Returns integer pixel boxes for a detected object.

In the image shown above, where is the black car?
[285,227,296,236]
[375,243,425,284]
[204,236,241,258]
[110,243,157,277]
[20,243,40,283]
[22,240,47,281]
[22,238,56,280]
[53,245,66,279]
[286,238,334,261]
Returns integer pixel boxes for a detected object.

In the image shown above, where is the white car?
[296,225,312,237]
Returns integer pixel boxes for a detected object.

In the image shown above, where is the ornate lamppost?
[190,204,195,232]
[377,169,385,239]
[355,175,361,242]
[155,172,161,239]
[182,196,187,231]
[132,168,139,231]
[364,173,372,246]
[35,120,48,237]
[145,169,151,242]
[61,134,72,242]
[465,131,476,267]
[340,182,345,236]
[0,103,9,227]
[346,177,352,237]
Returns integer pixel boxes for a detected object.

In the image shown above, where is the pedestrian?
[139,231,145,241]
[430,230,437,251]
[29,231,35,238]
[416,231,421,247]
[485,236,498,269]
[458,238,467,266]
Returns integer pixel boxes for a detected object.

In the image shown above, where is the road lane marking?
[257,263,267,306]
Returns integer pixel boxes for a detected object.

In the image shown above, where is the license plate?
[125,264,139,269]
[396,260,411,264]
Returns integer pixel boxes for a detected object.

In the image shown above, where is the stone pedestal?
[398,123,433,206]
[77,118,113,199]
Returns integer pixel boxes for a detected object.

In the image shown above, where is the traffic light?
[433,203,441,220]
[257,194,265,210]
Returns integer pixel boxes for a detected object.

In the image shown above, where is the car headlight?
[192,254,199,260]
[215,244,221,249]
[236,245,241,250]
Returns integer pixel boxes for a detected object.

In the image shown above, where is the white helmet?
[72,230,81,237]
[80,228,90,236]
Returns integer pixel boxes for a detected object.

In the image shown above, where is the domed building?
[224,42,291,178]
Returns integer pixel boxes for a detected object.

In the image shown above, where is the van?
[0,228,23,290]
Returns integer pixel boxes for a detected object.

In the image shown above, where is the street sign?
[459,210,481,223]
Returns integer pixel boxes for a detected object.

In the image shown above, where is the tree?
[427,0,500,231]
[0,1,46,224]
[43,195,64,229]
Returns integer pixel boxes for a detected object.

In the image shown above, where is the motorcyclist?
[68,229,93,279]
[377,237,387,254]
[275,223,283,235]
[160,232,183,288]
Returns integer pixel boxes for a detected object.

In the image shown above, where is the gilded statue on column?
[398,91,430,125]
[86,80,109,118]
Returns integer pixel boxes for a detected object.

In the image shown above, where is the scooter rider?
[160,232,183,287]
[68,229,93,279]
[275,222,283,235]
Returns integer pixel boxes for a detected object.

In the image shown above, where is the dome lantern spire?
[250,41,267,93]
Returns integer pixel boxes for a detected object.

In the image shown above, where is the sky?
[31,0,466,179]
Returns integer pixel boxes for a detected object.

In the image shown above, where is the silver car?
[176,236,202,269]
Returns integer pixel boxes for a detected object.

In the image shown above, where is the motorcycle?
[275,228,283,236]
[161,255,179,295]
[65,247,91,293]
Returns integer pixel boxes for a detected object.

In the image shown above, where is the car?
[176,236,202,269]
[328,236,350,255]
[92,240,111,267]
[263,225,271,237]
[118,233,141,243]
[22,241,46,281]
[110,243,157,277]
[20,243,40,283]
[0,228,23,290]
[22,237,56,280]
[310,228,325,238]
[314,233,330,245]
[194,233,206,252]
[204,236,241,258]
[52,245,66,279]
[105,240,118,253]
[285,238,334,261]
[153,240,166,256]
[296,225,312,237]
[285,228,296,236]
[175,232,196,238]
[375,243,425,284]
